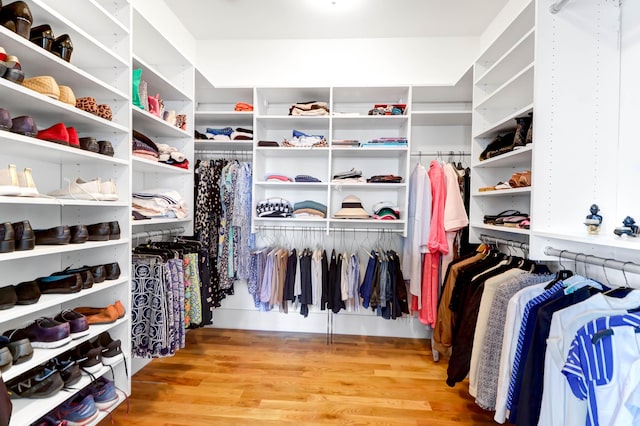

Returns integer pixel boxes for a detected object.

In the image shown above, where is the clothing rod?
[544,246,640,275]
[256,226,404,233]
[479,234,530,250]
[132,227,185,243]
[194,150,253,155]
[410,151,471,157]
[549,0,570,13]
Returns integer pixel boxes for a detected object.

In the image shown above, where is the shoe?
[86,222,109,241]
[0,345,11,372]
[56,394,99,425]
[66,126,80,148]
[2,54,24,83]
[22,76,60,100]
[96,104,112,121]
[0,163,20,196]
[54,309,89,339]
[36,273,82,294]
[0,285,16,310]
[75,97,98,115]
[52,266,93,289]
[0,47,7,79]
[14,280,40,304]
[36,123,69,145]
[0,107,10,130]
[69,224,88,244]
[69,341,103,375]
[100,178,118,201]
[90,333,122,367]
[12,220,34,250]
[0,222,15,253]
[34,225,71,245]
[98,140,114,156]
[48,177,104,201]
[4,317,71,349]
[0,334,32,365]
[83,376,118,409]
[7,366,64,399]
[29,24,54,50]
[9,115,36,137]
[51,34,73,62]
[78,136,98,152]
[525,112,533,145]
[74,304,119,325]
[48,356,81,387]
[0,1,33,39]
[87,264,106,283]
[16,167,39,197]
[108,221,120,240]
[114,300,125,318]
[103,262,120,280]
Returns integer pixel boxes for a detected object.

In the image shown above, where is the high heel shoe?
[29,24,55,51]
[0,1,33,39]
[51,34,73,62]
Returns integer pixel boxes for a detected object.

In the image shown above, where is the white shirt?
[611,358,640,425]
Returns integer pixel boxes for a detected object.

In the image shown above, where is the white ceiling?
[164,0,510,40]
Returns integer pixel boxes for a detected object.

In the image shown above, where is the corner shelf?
[132,107,191,139]
[132,157,191,174]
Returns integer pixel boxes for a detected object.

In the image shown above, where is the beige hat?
[22,76,60,100]
[334,195,370,219]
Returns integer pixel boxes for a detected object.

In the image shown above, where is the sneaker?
[7,365,64,398]
[83,376,118,410]
[90,332,122,366]
[47,357,81,387]
[100,178,118,201]
[69,341,103,376]
[54,309,89,339]
[16,167,39,197]
[47,178,104,201]
[4,317,71,349]
[0,163,21,196]
[55,393,99,426]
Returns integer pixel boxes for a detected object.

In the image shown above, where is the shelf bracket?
[549,0,571,14]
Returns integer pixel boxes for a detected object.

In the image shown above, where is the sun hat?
[22,76,60,100]
[334,195,369,219]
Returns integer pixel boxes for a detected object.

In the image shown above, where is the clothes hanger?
[545,249,574,289]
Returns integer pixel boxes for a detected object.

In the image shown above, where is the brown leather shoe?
[34,225,70,245]
[86,222,109,241]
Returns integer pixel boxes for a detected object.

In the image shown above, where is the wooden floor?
[100,328,496,425]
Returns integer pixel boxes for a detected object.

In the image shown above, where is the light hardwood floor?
[101,328,496,425]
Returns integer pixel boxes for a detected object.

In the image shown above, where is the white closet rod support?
[549,0,571,14]
[544,246,640,275]
[479,234,529,250]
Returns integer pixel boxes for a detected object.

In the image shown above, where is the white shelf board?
[328,218,406,225]
[332,86,410,103]
[254,217,328,224]
[330,183,407,189]
[194,140,254,151]
[332,115,409,130]
[254,147,329,157]
[0,277,127,328]
[475,28,536,87]
[411,72,473,103]
[0,239,128,262]
[473,146,532,169]
[255,115,330,130]
[132,217,192,227]
[255,182,328,188]
[132,157,191,174]
[132,8,190,70]
[533,231,640,251]
[472,187,531,197]
[0,196,128,207]
[411,111,472,126]
[0,78,128,134]
[0,131,128,166]
[133,54,192,101]
[330,146,408,158]
[10,351,126,426]
[474,63,535,111]
[471,223,531,235]
[132,108,192,139]
[474,104,534,139]
[55,0,130,34]
[195,111,254,126]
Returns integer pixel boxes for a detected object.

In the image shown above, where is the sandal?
[483,209,521,225]
[518,170,531,187]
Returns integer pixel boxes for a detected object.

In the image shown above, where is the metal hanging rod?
[410,151,471,157]
[132,227,185,244]
[194,149,253,154]
[479,234,530,250]
[549,0,571,13]
[544,246,640,275]
[256,226,404,234]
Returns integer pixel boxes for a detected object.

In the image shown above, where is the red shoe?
[66,126,79,148]
[37,122,69,145]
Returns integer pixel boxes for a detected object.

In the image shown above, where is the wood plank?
[100,328,496,425]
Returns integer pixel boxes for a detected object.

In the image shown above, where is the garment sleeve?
[561,336,588,400]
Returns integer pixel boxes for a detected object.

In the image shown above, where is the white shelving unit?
[0,1,131,423]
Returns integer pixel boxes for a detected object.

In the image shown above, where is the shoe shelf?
[473,146,532,169]
[473,103,534,139]
[471,223,531,235]
[0,131,129,166]
[42,0,130,37]
[0,197,128,207]
[0,239,128,262]
[131,217,192,227]
[411,110,472,126]
[194,140,254,151]
[9,353,126,426]
[132,157,191,174]
[474,28,535,89]
[132,108,191,139]
[132,54,191,102]
[473,63,534,112]
[255,182,329,189]
[472,187,531,197]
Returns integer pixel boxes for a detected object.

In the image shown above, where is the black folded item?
[479,132,515,161]
[236,127,253,134]
[258,140,279,147]
[367,174,403,183]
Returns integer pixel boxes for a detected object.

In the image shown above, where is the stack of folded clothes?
[282,130,327,148]
[367,174,403,183]
[293,200,327,218]
[157,143,188,169]
[332,168,365,183]
[332,139,360,147]
[368,104,406,115]
[483,209,530,229]
[294,175,321,182]
[360,137,408,147]
[132,189,188,219]
[235,102,253,111]
[289,101,330,116]
[372,202,400,220]
[132,130,159,161]
[256,198,293,218]
[264,173,292,182]
[199,127,253,141]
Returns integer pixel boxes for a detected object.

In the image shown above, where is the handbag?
[148,94,161,117]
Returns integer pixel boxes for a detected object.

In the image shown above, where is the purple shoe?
[54,309,89,339]
[4,317,71,349]
[9,115,37,137]
[0,108,10,130]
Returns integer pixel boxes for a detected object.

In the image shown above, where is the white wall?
[196,37,479,87]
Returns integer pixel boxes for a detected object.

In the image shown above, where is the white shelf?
[474,104,534,139]
[256,182,328,188]
[195,111,254,126]
[328,218,406,225]
[194,140,254,151]
[472,187,531,197]
[132,217,192,227]
[411,111,472,126]
[256,115,330,130]
[132,157,191,174]
[475,29,536,87]
[532,231,640,251]
[471,223,531,235]
[474,63,535,111]
[132,108,191,139]
[133,55,191,101]
[330,183,407,189]
[474,146,532,169]
[331,146,408,158]
[44,0,130,35]
[255,147,329,157]
[0,239,128,262]
[0,131,128,166]
[0,196,128,207]
[332,115,409,130]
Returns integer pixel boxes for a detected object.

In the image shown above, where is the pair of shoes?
[75,300,125,325]
[6,365,64,399]
[0,46,24,83]
[0,108,36,136]
[4,317,71,349]
[29,24,73,62]
[35,122,80,148]
[0,164,39,197]
[36,272,83,294]
[86,221,120,241]
[47,177,118,201]
[508,170,531,188]
[0,334,33,369]
[55,393,99,425]
[0,280,40,310]
[78,137,114,156]
[0,220,34,252]
[0,1,33,39]
[33,224,82,245]
[75,97,113,121]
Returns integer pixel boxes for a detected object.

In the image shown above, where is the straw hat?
[334,195,370,219]
[58,85,76,106]
[22,76,60,100]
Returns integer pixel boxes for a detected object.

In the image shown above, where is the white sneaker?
[17,167,39,197]
[100,179,118,201]
[0,164,21,196]
[48,178,104,201]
